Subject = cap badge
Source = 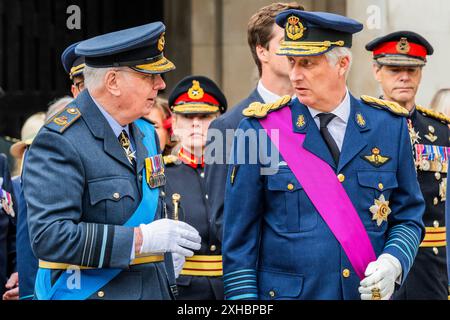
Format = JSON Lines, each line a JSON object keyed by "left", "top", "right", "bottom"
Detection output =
{"left": 188, "top": 80, "right": 205, "bottom": 100}
{"left": 286, "top": 15, "right": 306, "bottom": 41}
{"left": 158, "top": 32, "right": 165, "bottom": 52}
{"left": 396, "top": 37, "right": 410, "bottom": 54}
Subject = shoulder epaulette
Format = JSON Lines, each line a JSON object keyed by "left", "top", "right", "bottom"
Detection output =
{"left": 45, "top": 106, "right": 81, "bottom": 133}
{"left": 361, "top": 95, "right": 409, "bottom": 117}
{"left": 242, "top": 95, "right": 291, "bottom": 119}
{"left": 163, "top": 155, "right": 179, "bottom": 166}
{"left": 416, "top": 105, "right": 450, "bottom": 124}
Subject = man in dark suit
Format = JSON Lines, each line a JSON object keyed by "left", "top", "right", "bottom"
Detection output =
{"left": 205, "top": 2, "right": 303, "bottom": 242}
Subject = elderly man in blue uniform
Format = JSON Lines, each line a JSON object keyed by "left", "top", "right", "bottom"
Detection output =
{"left": 23, "top": 22, "right": 201, "bottom": 300}
{"left": 366, "top": 31, "right": 450, "bottom": 300}
{"left": 164, "top": 76, "right": 227, "bottom": 299}
{"left": 222, "top": 10, "right": 425, "bottom": 300}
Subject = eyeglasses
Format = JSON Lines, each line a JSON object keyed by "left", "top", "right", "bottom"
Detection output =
{"left": 115, "top": 68, "right": 158, "bottom": 82}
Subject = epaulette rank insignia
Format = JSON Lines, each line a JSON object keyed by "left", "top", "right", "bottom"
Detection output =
{"left": 416, "top": 105, "right": 450, "bottom": 125}
{"left": 361, "top": 95, "right": 409, "bottom": 117}
{"left": 163, "top": 155, "right": 179, "bottom": 166}
{"left": 45, "top": 107, "right": 81, "bottom": 133}
{"left": 242, "top": 95, "right": 291, "bottom": 119}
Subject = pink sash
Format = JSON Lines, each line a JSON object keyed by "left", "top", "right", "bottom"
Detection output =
{"left": 259, "top": 106, "right": 376, "bottom": 279}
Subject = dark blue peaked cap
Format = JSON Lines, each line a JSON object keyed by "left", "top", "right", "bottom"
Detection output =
{"left": 61, "top": 41, "right": 85, "bottom": 79}
{"left": 75, "top": 21, "right": 175, "bottom": 74}
{"left": 275, "top": 10, "right": 363, "bottom": 56}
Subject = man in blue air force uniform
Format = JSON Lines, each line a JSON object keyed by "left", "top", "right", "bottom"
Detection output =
{"left": 23, "top": 22, "right": 201, "bottom": 300}
{"left": 222, "top": 10, "right": 425, "bottom": 300}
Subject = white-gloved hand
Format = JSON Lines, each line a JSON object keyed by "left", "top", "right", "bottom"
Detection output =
{"left": 139, "top": 219, "right": 201, "bottom": 257}
{"left": 359, "top": 253, "right": 402, "bottom": 300}
{"left": 172, "top": 253, "right": 186, "bottom": 279}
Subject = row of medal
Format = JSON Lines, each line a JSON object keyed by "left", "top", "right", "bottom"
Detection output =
{"left": 414, "top": 144, "right": 449, "bottom": 173}
{"left": 145, "top": 154, "right": 166, "bottom": 189}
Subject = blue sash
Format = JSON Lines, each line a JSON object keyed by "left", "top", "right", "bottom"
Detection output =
{"left": 35, "top": 119, "right": 159, "bottom": 300}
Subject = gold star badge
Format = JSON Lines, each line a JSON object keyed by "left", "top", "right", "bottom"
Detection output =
{"left": 370, "top": 194, "right": 391, "bottom": 227}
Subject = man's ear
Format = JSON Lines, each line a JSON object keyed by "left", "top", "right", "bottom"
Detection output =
{"left": 338, "top": 56, "right": 350, "bottom": 77}
{"left": 256, "top": 45, "right": 269, "bottom": 64}
{"left": 70, "top": 85, "right": 79, "bottom": 98}
{"left": 104, "top": 70, "right": 121, "bottom": 97}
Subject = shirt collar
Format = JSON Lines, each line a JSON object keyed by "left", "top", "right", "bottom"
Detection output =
{"left": 307, "top": 88, "right": 351, "bottom": 124}
{"left": 92, "top": 97, "right": 130, "bottom": 138}
{"left": 257, "top": 80, "right": 281, "bottom": 104}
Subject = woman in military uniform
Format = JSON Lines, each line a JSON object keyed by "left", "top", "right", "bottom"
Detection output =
{"left": 164, "top": 76, "right": 227, "bottom": 300}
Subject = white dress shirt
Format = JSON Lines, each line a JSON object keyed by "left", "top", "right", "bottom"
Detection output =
{"left": 257, "top": 80, "right": 281, "bottom": 104}
{"left": 307, "top": 89, "right": 351, "bottom": 151}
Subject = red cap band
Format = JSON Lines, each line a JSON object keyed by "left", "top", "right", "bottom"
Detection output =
{"left": 373, "top": 41, "right": 427, "bottom": 59}
{"left": 174, "top": 92, "right": 220, "bottom": 106}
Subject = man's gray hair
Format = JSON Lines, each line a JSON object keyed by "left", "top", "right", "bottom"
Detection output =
{"left": 324, "top": 47, "right": 353, "bottom": 79}
{"left": 83, "top": 65, "right": 118, "bottom": 91}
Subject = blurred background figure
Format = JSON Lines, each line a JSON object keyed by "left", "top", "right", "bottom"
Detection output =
{"left": 10, "top": 96, "right": 71, "bottom": 300}
{"left": 164, "top": 75, "right": 227, "bottom": 300}
{"left": 430, "top": 88, "right": 450, "bottom": 118}
{"left": 61, "top": 42, "right": 85, "bottom": 98}
{"left": 45, "top": 96, "right": 74, "bottom": 122}
{"left": 10, "top": 112, "right": 45, "bottom": 300}
{"left": 144, "top": 97, "right": 176, "bottom": 155}
{"left": 0, "top": 152, "right": 17, "bottom": 300}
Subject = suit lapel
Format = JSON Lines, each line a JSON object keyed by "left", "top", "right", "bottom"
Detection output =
{"left": 79, "top": 90, "right": 134, "bottom": 171}
{"left": 337, "top": 95, "right": 369, "bottom": 173}
{"left": 292, "top": 100, "right": 337, "bottom": 170}
{"left": 131, "top": 122, "right": 147, "bottom": 175}
{"left": 103, "top": 123, "right": 134, "bottom": 170}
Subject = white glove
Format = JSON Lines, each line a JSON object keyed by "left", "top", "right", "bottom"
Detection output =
{"left": 139, "top": 219, "right": 201, "bottom": 257}
{"left": 172, "top": 253, "right": 186, "bottom": 279}
{"left": 359, "top": 254, "right": 402, "bottom": 300}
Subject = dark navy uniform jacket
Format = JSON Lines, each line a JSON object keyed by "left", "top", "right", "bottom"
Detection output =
{"left": 222, "top": 95, "right": 425, "bottom": 300}
{"left": 23, "top": 90, "right": 173, "bottom": 300}
{"left": 395, "top": 106, "right": 450, "bottom": 300}
{"left": 205, "top": 89, "right": 263, "bottom": 243}
{"left": 13, "top": 174, "right": 38, "bottom": 300}
{"left": 0, "top": 153, "right": 16, "bottom": 297}
{"left": 164, "top": 155, "right": 223, "bottom": 300}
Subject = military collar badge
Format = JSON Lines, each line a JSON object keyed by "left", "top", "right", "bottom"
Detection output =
{"left": 355, "top": 112, "right": 366, "bottom": 128}
{"left": 296, "top": 114, "right": 306, "bottom": 130}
